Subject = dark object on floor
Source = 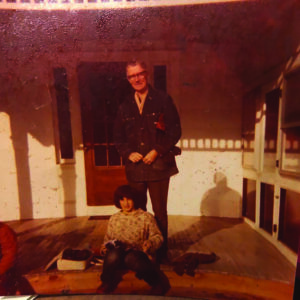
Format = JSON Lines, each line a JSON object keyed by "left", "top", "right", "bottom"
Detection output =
{"left": 62, "top": 248, "right": 92, "bottom": 261}
{"left": 173, "top": 252, "right": 217, "bottom": 277}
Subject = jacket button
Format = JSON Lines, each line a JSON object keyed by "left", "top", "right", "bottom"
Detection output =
{"left": 140, "top": 142, "right": 145, "bottom": 146}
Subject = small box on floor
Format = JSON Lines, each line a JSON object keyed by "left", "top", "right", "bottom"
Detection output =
{"left": 57, "top": 248, "right": 92, "bottom": 271}
{"left": 45, "top": 248, "right": 92, "bottom": 271}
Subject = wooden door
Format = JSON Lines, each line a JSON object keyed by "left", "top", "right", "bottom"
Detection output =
{"left": 77, "top": 62, "right": 131, "bottom": 206}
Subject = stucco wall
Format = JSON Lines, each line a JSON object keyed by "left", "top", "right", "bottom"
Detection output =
{"left": 0, "top": 45, "right": 243, "bottom": 221}
{"left": 0, "top": 112, "right": 19, "bottom": 219}
{"left": 167, "top": 45, "right": 243, "bottom": 217}
{"left": 0, "top": 13, "right": 245, "bottom": 221}
{"left": 0, "top": 62, "right": 65, "bottom": 221}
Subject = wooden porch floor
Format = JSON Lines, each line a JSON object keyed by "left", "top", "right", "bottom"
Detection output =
{"left": 6, "top": 216, "right": 296, "bottom": 299}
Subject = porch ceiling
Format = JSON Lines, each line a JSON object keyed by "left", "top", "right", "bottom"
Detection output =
{"left": 0, "top": 0, "right": 299, "bottom": 86}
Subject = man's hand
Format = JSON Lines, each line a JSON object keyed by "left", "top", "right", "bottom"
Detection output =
{"left": 143, "top": 149, "right": 158, "bottom": 165}
{"left": 99, "top": 244, "right": 107, "bottom": 256}
{"left": 128, "top": 152, "right": 143, "bottom": 163}
{"left": 142, "top": 240, "right": 151, "bottom": 253}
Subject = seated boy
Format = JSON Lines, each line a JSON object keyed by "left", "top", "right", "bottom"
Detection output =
{"left": 97, "top": 185, "right": 170, "bottom": 295}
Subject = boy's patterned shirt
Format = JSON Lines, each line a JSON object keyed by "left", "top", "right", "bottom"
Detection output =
{"left": 103, "top": 208, "right": 163, "bottom": 254}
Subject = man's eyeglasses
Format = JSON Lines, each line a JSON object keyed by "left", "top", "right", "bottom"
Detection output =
{"left": 127, "top": 71, "right": 147, "bottom": 81}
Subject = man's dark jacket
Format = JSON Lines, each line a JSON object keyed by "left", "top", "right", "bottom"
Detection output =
{"left": 114, "top": 85, "right": 181, "bottom": 182}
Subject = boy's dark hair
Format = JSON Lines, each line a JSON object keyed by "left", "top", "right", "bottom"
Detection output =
{"left": 113, "top": 185, "right": 140, "bottom": 209}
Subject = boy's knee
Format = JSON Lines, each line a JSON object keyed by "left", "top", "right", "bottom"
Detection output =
{"left": 125, "top": 250, "right": 151, "bottom": 271}
{"left": 105, "top": 249, "right": 123, "bottom": 265}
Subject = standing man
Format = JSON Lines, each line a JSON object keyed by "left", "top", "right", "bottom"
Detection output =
{"left": 114, "top": 60, "right": 181, "bottom": 263}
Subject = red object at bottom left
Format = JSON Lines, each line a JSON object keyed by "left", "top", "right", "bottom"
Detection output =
{"left": 0, "top": 222, "right": 18, "bottom": 295}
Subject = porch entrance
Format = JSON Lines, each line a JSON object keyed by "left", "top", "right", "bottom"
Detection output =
{"left": 77, "top": 62, "right": 131, "bottom": 206}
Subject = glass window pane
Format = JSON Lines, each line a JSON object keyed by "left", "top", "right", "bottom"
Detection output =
{"left": 264, "top": 89, "right": 280, "bottom": 170}
{"left": 154, "top": 65, "right": 167, "bottom": 92}
{"left": 242, "top": 178, "right": 256, "bottom": 222}
{"left": 282, "top": 68, "right": 300, "bottom": 128}
{"left": 93, "top": 121, "right": 107, "bottom": 143}
{"left": 107, "top": 121, "right": 115, "bottom": 143}
{"left": 281, "top": 126, "right": 300, "bottom": 174}
{"left": 54, "top": 68, "right": 74, "bottom": 160}
{"left": 108, "top": 145, "right": 121, "bottom": 166}
{"left": 279, "top": 189, "right": 300, "bottom": 252}
{"left": 94, "top": 145, "right": 107, "bottom": 166}
{"left": 260, "top": 183, "right": 274, "bottom": 234}
{"left": 242, "top": 88, "right": 260, "bottom": 168}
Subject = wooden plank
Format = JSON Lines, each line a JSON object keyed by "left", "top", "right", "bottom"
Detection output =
{"left": 24, "top": 270, "right": 294, "bottom": 300}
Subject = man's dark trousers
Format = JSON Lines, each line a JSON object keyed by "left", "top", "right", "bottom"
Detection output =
{"left": 129, "top": 178, "right": 170, "bottom": 259}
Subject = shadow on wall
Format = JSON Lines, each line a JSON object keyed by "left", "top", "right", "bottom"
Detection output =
{"left": 168, "top": 173, "right": 243, "bottom": 257}
{"left": 200, "top": 172, "right": 242, "bottom": 218}
{"left": 0, "top": 70, "right": 77, "bottom": 220}
{"left": 1, "top": 75, "right": 54, "bottom": 220}
{"left": 10, "top": 114, "right": 33, "bottom": 220}
{"left": 0, "top": 62, "right": 78, "bottom": 220}
{"left": 60, "top": 165, "right": 77, "bottom": 217}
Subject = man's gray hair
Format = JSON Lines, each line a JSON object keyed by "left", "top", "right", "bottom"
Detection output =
{"left": 126, "top": 60, "right": 148, "bottom": 71}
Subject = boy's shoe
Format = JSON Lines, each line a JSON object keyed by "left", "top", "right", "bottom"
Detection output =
{"left": 157, "top": 251, "right": 173, "bottom": 265}
{"left": 150, "top": 280, "right": 171, "bottom": 295}
{"left": 149, "top": 270, "right": 171, "bottom": 295}
{"left": 96, "top": 282, "right": 116, "bottom": 294}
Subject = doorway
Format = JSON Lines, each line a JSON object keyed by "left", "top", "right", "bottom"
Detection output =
{"left": 77, "top": 62, "right": 131, "bottom": 206}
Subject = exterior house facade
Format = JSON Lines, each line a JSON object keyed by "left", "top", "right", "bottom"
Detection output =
{"left": 0, "top": 0, "right": 299, "bottom": 266}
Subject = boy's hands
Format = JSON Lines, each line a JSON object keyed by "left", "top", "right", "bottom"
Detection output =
{"left": 142, "top": 240, "right": 151, "bottom": 253}
{"left": 99, "top": 244, "right": 107, "bottom": 256}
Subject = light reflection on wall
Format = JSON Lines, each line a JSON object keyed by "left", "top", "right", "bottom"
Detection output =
{"left": 264, "top": 139, "right": 276, "bottom": 151}
{"left": 178, "top": 138, "right": 241, "bottom": 151}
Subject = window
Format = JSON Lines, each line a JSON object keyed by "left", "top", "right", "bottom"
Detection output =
{"left": 154, "top": 65, "right": 167, "bottom": 92}
{"left": 279, "top": 188, "right": 300, "bottom": 253}
{"left": 263, "top": 88, "right": 280, "bottom": 170}
{"left": 53, "top": 68, "right": 74, "bottom": 160}
{"left": 280, "top": 68, "right": 300, "bottom": 176}
{"left": 260, "top": 183, "right": 274, "bottom": 234}
{"left": 282, "top": 68, "right": 300, "bottom": 128}
{"left": 242, "top": 178, "right": 256, "bottom": 222}
{"left": 242, "top": 88, "right": 260, "bottom": 168}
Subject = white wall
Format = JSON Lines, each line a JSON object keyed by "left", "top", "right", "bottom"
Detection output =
{"left": 0, "top": 62, "right": 65, "bottom": 221}
{"left": 169, "top": 151, "right": 242, "bottom": 217}
{"left": 0, "top": 39, "right": 245, "bottom": 220}
{"left": 0, "top": 112, "right": 20, "bottom": 220}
